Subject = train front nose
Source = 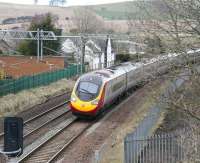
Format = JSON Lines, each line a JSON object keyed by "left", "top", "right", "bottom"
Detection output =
{"left": 70, "top": 96, "right": 99, "bottom": 115}
{"left": 70, "top": 76, "right": 103, "bottom": 116}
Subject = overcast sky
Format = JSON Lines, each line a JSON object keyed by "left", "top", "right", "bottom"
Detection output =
{"left": 0, "top": 0, "right": 131, "bottom": 6}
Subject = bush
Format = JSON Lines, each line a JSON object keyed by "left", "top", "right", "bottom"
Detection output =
{"left": 116, "top": 54, "right": 130, "bottom": 62}
{"left": 17, "top": 41, "right": 32, "bottom": 55}
{"left": 130, "top": 54, "right": 143, "bottom": 62}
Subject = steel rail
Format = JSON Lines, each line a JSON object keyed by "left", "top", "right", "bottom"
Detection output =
{"left": 0, "top": 101, "right": 69, "bottom": 138}
{"left": 17, "top": 117, "right": 77, "bottom": 163}
{"left": 47, "top": 123, "right": 93, "bottom": 163}
{"left": 23, "top": 108, "right": 71, "bottom": 139}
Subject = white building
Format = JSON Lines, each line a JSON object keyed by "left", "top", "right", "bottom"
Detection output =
{"left": 62, "top": 37, "right": 115, "bottom": 70}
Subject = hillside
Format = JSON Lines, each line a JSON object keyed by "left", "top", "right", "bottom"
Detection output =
{"left": 91, "top": 1, "right": 166, "bottom": 20}
{"left": 0, "top": 1, "right": 164, "bottom": 33}
{"left": 0, "top": 2, "right": 74, "bottom": 20}
{"left": 0, "top": 2, "right": 75, "bottom": 32}
{"left": 91, "top": 1, "right": 135, "bottom": 20}
{"left": 0, "top": 2, "right": 131, "bottom": 32}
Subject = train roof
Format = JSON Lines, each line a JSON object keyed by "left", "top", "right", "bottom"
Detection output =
{"left": 80, "top": 62, "right": 137, "bottom": 83}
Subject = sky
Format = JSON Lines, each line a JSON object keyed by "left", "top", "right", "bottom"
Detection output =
{"left": 0, "top": 0, "right": 131, "bottom": 6}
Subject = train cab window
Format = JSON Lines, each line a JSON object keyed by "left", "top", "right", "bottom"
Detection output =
{"left": 76, "top": 81, "right": 101, "bottom": 101}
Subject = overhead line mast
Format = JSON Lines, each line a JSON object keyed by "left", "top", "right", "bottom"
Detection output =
{"left": 0, "top": 29, "right": 56, "bottom": 61}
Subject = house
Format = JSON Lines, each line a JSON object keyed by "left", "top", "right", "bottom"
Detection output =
{"left": 61, "top": 37, "right": 115, "bottom": 70}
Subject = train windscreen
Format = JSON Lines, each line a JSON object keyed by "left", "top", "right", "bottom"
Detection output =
{"left": 76, "top": 81, "right": 101, "bottom": 101}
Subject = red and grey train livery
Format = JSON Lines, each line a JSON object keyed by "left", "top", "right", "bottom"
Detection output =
{"left": 70, "top": 62, "right": 140, "bottom": 117}
{"left": 70, "top": 50, "right": 200, "bottom": 117}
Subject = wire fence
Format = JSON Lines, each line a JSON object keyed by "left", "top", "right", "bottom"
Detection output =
{"left": 0, "top": 64, "right": 82, "bottom": 97}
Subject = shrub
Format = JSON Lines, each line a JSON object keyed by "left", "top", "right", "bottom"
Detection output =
{"left": 116, "top": 54, "right": 130, "bottom": 62}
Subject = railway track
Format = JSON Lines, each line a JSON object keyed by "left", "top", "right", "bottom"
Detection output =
{"left": 16, "top": 118, "right": 93, "bottom": 163}
{"left": 0, "top": 101, "right": 70, "bottom": 146}
{"left": 0, "top": 97, "right": 94, "bottom": 163}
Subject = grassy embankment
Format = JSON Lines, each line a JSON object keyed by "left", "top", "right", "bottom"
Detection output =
{"left": 0, "top": 79, "right": 75, "bottom": 117}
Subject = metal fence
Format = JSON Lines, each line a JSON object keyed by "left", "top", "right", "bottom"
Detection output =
{"left": 124, "top": 73, "right": 199, "bottom": 163}
{"left": 125, "top": 132, "right": 179, "bottom": 163}
{"left": 0, "top": 64, "right": 82, "bottom": 97}
{"left": 124, "top": 129, "right": 200, "bottom": 163}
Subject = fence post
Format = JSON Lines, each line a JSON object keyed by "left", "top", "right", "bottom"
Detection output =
{"left": 124, "top": 139, "right": 127, "bottom": 163}
{"left": 94, "top": 150, "right": 99, "bottom": 163}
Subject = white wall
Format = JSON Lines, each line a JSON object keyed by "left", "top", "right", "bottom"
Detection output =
{"left": 85, "top": 37, "right": 115, "bottom": 70}
{"left": 62, "top": 37, "right": 115, "bottom": 70}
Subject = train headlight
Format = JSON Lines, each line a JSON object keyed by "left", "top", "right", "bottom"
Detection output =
{"left": 91, "top": 99, "right": 99, "bottom": 105}
{"left": 70, "top": 96, "right": 77, "bottom": 102}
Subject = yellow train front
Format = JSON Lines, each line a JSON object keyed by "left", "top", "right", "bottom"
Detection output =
{"left": 70, "top": 74, "right": 106, "bottom": 117}
{"left": 70, "top": 62, "right": 145, "bottom": 118}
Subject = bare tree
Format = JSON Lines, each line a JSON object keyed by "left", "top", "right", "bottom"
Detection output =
{"left": 128, "top": 0, "right": 200, "bottom": 52}
{"left": 127, "top": 1, "right": 200, "bottom": 162}
{"left": 72, "top": 7, "right": 105, "bottom": 34}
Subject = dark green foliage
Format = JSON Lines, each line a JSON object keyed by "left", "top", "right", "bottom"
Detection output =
{"left": 17, "top": 13, "right": 61, "bottom": 56}
{"left": 130, "top": 54, "right": 143, "bottom": 62}
{"left": 116, "top": 54, "right": 130, "bottom": 62}
{"left": 17, "top": 41, "right": 32, "bottom": 55}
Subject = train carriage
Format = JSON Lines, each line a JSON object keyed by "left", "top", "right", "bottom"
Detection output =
{"left": 70, "top": 62, "right": 137, "bottom": 117}
{"left": 70, "top": 49, "right": 200, "bottom": 118}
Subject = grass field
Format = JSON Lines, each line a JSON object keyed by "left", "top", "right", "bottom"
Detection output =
{"left": 92, "top": 0, "right": 167, "bottom": 20}
{"left": 91, "top": 1, "right": 134, "bottom": 20}
{"left": 0, "top": 78, "right": 75, "bottom": 117}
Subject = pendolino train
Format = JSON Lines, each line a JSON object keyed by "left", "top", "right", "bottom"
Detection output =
{"left": 70, "top": 62, "right": 148, "bottom": 117}
{"left": 70, "top": 51, "right": 200, "bottom": 117}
